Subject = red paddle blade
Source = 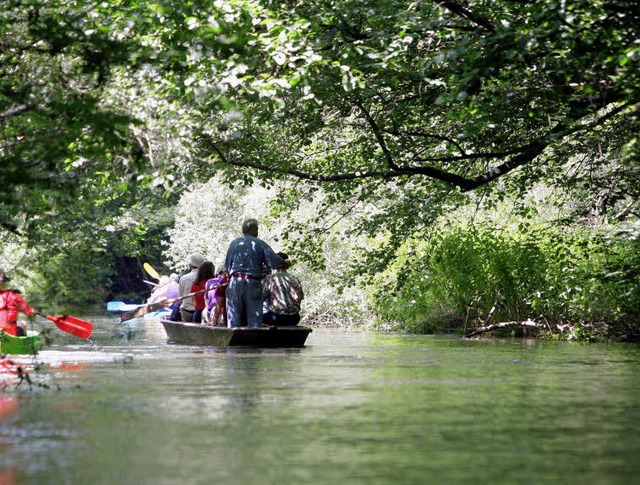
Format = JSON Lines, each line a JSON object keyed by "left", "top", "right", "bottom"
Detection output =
{"left": 47, "top": 314, "right": 93, "bottom": 339}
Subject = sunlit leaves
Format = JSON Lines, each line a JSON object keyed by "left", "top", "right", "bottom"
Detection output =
{"left": 1, "top": 0, "right": 638, "bottom": 315}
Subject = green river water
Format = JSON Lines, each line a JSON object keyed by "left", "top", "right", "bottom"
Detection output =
{"left": 1, "top": 313, "right": 640, "bottom": 484}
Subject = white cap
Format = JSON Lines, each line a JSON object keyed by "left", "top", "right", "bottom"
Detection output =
{"left": 188, "top": 253, "right": 205, "bottom": 268}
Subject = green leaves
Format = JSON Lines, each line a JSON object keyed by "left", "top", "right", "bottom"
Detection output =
{"left": 373, "top": 221, "right": 640, "bottom": 334}
{"left": 1, "top": 0, "right": 638, "bottom": 327}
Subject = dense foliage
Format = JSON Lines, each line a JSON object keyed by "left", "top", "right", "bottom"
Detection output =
{"left": 189, "top": 0, "right": 639, "bottom": 272}
{"left": 1, "top": 0, "right": 182, "bottom": 303}
{"left": 1, "top": 0, "right": 638, "bottom": 336}
{"left": 374, "top": 221, "right": 640, "bottom": 339}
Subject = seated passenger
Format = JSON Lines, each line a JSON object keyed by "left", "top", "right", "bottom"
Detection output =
{"left": 261, "top": 252, "right": 304, "bottom": 326}
{"left": 0, "top": 268, "right": 35, "bottom": 337}
{"left": 170, "top": 253, "right": 205, "bottom": 322}
{"left": 212, "top": 272, "right": 229, "bottom": 326}
{"left": 147, "top": 275, "right": 171, "bottom": 305}
{"left": 191, "top": 261, "right": 215, "bottom": 324}
{"left": 166, "top": 273, "right": 180, "bottom": 300}
{"left": 205, "top": 269, "right": 229, "bottom": 326}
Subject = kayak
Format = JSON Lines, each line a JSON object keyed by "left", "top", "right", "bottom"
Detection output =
{"left": 160, "top": 319, "right": 312, "bottom": 348}
{"left": 107, "top": 301, "right": 143, "bottom": 313}
{"left": 142, "top": 309, "right": 171, "bottom": 320}
{"left": 107, "top": 301, "right": 170, "bottom": 320}
{"left": 0, "top": 331, "right": 42, "bottom": 355}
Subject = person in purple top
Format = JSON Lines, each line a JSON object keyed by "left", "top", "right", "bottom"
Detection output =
{"left": 166, "top": 273, "right": 180, "bottom": 300}
{"left": 224, "top": 218, "right": 288, "bottom": 328}
{"left": 204, "top": 267, "right": 228, "bottom": 325}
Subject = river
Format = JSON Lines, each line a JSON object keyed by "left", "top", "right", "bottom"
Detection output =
{"left": 1, "top": 313, "right": 640, "bottom": 484}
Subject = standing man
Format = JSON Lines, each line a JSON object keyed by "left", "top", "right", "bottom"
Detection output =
{"left": 174, "top": 253, "right": 205, "bottom": 322}
{"left": 0, "top": 268, "right": 36, "bottom": 337}
{"left": 225, "top": 219, "right": 287, "bottom": 328}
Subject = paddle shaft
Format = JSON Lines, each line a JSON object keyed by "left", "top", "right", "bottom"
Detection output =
{"left": 120, "top": 286, "right": 217, "bottom": 322}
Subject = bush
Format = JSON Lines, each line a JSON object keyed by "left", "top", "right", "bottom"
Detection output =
{"left": 372, "top": 223, "right": 640, "bottom": 336}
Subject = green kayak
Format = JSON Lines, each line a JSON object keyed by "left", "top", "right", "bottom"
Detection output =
{"left": 0, "top": 331, "right": 42, "bottom": 355}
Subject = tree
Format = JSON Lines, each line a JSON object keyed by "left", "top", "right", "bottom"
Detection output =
{"left": 199, "top": 0, "right": 638, "bottom": 182}
{"left": 184, "top": 0, "right": 638, "bottom": 266}
{"left": 5, "top": 1, "right": 637, "bottom": 248}
{"left": 1, "top": 0, "right": 144, "bottom": 230}
{"left": 1, "top": 0, "right": 638, "bottom": 311}
{"left": 0, "top": 0, "right": 191, "bottom": 301}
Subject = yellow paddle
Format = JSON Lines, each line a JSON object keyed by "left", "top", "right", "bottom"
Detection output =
{"left": 143, "top": 262, "right": 161, "bottom": 280}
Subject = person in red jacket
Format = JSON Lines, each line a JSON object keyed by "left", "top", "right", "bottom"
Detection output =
{"left": 191, "top": 261, "right": 215, "bottom": 324}
{"left": 0, "top": 268, "right": 35, "bottom": 337}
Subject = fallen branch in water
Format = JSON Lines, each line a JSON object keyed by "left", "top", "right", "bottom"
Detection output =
{"left": 463, "top": 319, "right": 543, "bottom": 339}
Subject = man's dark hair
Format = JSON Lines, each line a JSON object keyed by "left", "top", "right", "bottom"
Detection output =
{"left": 242, "top": 218, "right": 259, "bottom": 235}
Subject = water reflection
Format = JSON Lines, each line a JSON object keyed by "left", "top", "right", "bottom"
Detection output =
{"left": 1, "top": 316, "right": 640, "bottom": 483}
{"left": 0, "top": 391, "right": 20, "bottom": 484}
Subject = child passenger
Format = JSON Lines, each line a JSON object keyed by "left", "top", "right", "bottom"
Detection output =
{"left": 204, "top": 268, "right": 229, "bottom": 326}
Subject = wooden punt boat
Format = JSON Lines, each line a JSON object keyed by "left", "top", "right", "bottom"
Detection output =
{"left": 159, "top": 319, "right": 312, "bottom": 348}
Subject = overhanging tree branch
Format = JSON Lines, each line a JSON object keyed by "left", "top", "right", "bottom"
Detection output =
{"left": 355, "top": 100, "right": 399, "bottom": 171}
{"left": 432, "top": 0, "right": 496, "bottom": 33}
{"left": 201, "top": 101, "right": 636, "bottom": 192}
{"left": 0, "top": 104, "right": 31, "bottom": 122}
{"left": 383, "top": 128, "right": 467, "bottom": 156}
{"left": 200, "top": 135, "right": 393, "bottom": 181}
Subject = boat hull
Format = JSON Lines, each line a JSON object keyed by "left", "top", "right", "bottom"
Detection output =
{"left": 160, "top": 319, "right": 312, "bottom": 348}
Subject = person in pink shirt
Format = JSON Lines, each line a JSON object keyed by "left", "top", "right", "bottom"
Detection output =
{"left": 147, "top": 274, "right": 180, "bottom": 305}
